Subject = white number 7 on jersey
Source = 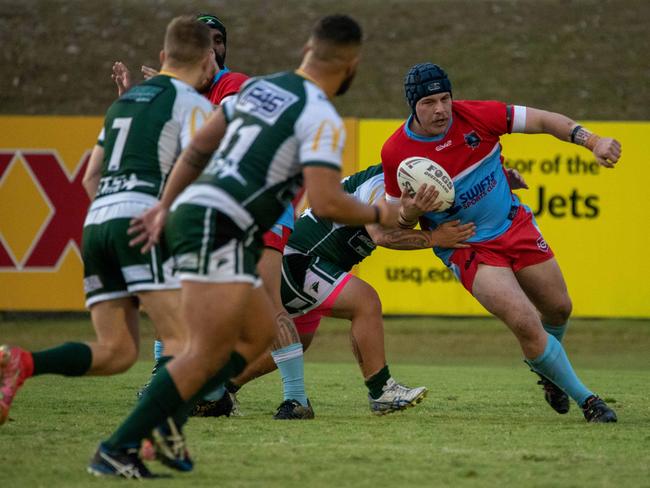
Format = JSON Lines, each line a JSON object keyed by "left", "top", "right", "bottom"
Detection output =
{"left": 107, "top": 117, "right": 133, "bottom": 171}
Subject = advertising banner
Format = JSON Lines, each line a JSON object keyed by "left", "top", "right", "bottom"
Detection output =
{"left": 356, "top": 120, "right": 649, "bottom": 317}
{"left": 0, "top": 117, "right": 358, "bottom": 311}
{"left": 1, "top": 117, "right": 647, "bottom": 316}
{"left": 0, "top": 116, "right": 102, "bottom": 310}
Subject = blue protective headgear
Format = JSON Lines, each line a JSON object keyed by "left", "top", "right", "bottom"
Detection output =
{"left": 404, "top": 63, "right": 452, "bottom": 114}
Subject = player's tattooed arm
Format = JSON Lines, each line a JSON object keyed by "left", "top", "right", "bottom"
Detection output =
{"left": 367, "top": 219, "right": 476, "bottom": 250}
{"left": 366, "top": 224, "right": 434, "bottom": 250}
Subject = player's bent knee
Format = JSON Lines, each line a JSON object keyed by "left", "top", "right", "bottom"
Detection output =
{"left": 555, "top": 298, "right": 573, "bottom": 324}
{"left": 102, "top": 343, "right": 138, "bottom": 374}
{"left": 542, "top": 297, "right": 573, "bottom": 326}
{"left": 355, "top": 286, "right": 383, "bottom": 317}
{"left": 504, "top": 310, "right": 544, "bottom": 342}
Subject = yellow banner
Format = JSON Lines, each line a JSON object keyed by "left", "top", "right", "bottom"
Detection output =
{"left": 356, "top": 120, "right": 650, "bottom": 318}
{"left": 0, "top": 116, "right": 103, "bottom": 310}
{"left": 0, "top": 117, "right": 358, "bottom": 311}
{"left": 1, "top": 116, "right": 648, "bottom": 316}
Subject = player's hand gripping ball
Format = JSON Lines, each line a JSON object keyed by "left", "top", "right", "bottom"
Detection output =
{"left": 397, "top": 156, "right": 455, "bottom": 211}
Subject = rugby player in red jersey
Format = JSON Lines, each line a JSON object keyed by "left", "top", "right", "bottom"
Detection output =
{"left": 381, "top": 63, "right": 621, "bottom": 423}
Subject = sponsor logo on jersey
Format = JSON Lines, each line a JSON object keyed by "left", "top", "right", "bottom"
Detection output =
{"left": 83, "top": 275, "right": 103, "bottom": 293}
{"left": 96, "top": 173, "right": 155, "bottom": 197}
{"left": 347, "top": 232, "right": 376, "bottom": 257}
{"left": 464, "top": 131, "right": 481, "bottom": 149}
{"left": 122, "top": 265, "right": 154, "bottom": 284}
{"left": 458, "top": 171, "right": 498, "bottom": 208}
{"left": 119, "top": 85, "right": 164, "bottom": 103}
{"left": 536, "top": 235, "right": 549, "bottom": 252}
{"left": 435, "top": 140, "right": 452, "bottom": 151}
{"left": 311, "top": 119, "right": 343, "bottom": 152}
{"left": 237, "top": 80, "right": 299, "bottom": 124}
{"left": 175, "top": 252, "right": 199, "bottom": 271}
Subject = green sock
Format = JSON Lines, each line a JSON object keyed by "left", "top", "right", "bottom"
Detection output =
{"left": 543, "top": 322, "right": 567, "bottom": 343}
{"left": 32, "top": 342, "right": 92, "bottom": 376}
{"left": 172, "top": 351, "right": 248, "bottom": 427}
{"left": 107, "top": 366, "right": 184, "bottom": 449}
{"left": 365, "top": 365, "right": 391, "bottom": 400}
{"left": 153, "top": 355, "right": 172, "bottom": 374}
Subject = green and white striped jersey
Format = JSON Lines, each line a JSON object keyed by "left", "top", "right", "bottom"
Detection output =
{"left": 86, "top": 74, "right": 212, "bottom": 224}
{"left": 173, "top": 71, "right": 345, "bottom": 233}
{"left": 286, "top": 164, "right": 385, "bottom": 271}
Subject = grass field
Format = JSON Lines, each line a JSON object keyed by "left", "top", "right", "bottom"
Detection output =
{"left": 0, "top": 316, "right": 649, "bottom": 487}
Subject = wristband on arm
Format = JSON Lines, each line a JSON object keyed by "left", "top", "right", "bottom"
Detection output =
{"left": 570, "top": 124, "right": 601, "bottom": 150}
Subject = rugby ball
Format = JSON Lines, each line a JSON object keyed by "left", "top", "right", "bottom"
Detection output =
{"left": 397, "top": 156, "right": 455, "bottom": 211}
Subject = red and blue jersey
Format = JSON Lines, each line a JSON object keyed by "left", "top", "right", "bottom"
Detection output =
{"left": 207, "top": 68, "right": 249, "bottom": 105}
{"left": 382, "top": 100, "right": 525, "bottom": 264}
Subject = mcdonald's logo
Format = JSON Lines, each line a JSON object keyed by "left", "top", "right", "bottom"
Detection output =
{"left": 311, "top": 119, "right": 343, "bottom": 152}
{"left": 0, "top": 150, "right": 90, "bottom": 270}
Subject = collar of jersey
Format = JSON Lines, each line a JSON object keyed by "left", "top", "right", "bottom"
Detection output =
{"left": 213, "top": 67, "right": 230, "bottom": 84}
{"left": 158, "top": 70, "right": 194, "bottom": 90}
{"left": 404, "top": 114, "right": 453, "bottom": 142}
{"left": 294, "top": 69, "right": 329, "bottom": 98}
{"left": 158, "top": 70, "right": 178, "bottom": 79}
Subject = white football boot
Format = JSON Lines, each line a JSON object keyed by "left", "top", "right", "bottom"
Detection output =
{"left": 369, "top": 378, "right": 427, "bottom": 415}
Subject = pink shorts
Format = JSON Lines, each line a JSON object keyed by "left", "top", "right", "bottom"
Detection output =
{"left": 292, "top": 274, "right": 353, "bottom": 335}
{"left": 448, "top": 206, "right": 554, "bottom": 292}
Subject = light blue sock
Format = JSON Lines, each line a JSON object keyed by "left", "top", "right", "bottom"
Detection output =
{"left": 203, "top": 384, "right": 226, "bottom": 402}
{"left": 153, "top": 340, "right": 164, "bottom": 361}
{"left": 526, "top": 333, "right": 593, "bottom": 406}
{"left": 271, "top": 343, "right": 307, "bottom": 406}
{"left": 543, "top": 322, "right": 567, "bottom": 343}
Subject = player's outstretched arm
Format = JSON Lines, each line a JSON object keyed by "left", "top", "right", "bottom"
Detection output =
{"left": 367, "top": 219, "right": 475, "bottom": 250}
{"left": 82, "top": 145, "right": 104, "bottom": 199}
{"left": 524, "top": 108, "right": 622, "bottom": 168}
{"left": 111, "top": 62, "right": 132, "bottom": 97}
{"left": 304, "top": 166, "right": 398, "bottom": 227}
{"left": 128, "top": 108, "right": 227, "bottom": 252}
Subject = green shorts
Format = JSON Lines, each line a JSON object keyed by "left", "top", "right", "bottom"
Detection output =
{"left": 166, "top": 203, "right": 262, "bottom": 285}
{"left": 82, "top": 218, "right": 178, "bottom": 308}
{"left": 280, "top": 253, "right": 350, "bottom": 316}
